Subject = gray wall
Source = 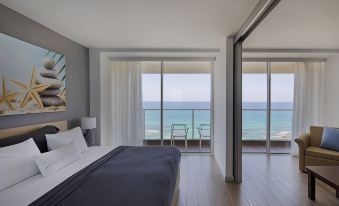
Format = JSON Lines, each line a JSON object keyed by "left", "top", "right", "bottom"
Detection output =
{"left": 89, "top": 49, "right": 102, "bottom": 145}
{"left": 0, "top": 4, "right": 89, "bottom": 129}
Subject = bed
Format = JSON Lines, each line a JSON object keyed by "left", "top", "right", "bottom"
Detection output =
{"left": 0, "top": 121, "right": 181, "bottom": 206}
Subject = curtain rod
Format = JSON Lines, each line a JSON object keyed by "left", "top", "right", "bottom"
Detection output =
{"left": 98, "top": 48, "right": 220, "bottom": 53}
{"left": 243, "top": 48, "right": 339, "bottom": 53}
{"left": 109, "top": 57, "right": 216, "bottom": 61}
{"left": 242, "top": 57, "right": 327, "bottom": 62}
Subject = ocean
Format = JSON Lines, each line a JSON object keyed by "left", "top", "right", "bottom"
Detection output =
{"left": 243, "top": 102, "right": 293, "bottom": 140}
{"left": 144, "top": 101, "right": 211, "bottom": 140}
{"left": 143, "top": 101, "right": 293, "bottom": 140}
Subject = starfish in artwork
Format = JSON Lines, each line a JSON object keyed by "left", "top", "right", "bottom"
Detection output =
{"left": 11, "top": 65, "right": 50, "bottom": 109}
{"left": 0, "top": 77, "right": 19, "bottom": 111}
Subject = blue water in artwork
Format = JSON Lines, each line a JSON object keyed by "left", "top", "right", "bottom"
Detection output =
{"left": 143, "top": 101, "right": 293, "bottom": 140}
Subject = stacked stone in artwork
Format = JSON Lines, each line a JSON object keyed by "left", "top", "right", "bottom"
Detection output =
{"left": 36, "top": 58, "right": 64, "bottom": 106}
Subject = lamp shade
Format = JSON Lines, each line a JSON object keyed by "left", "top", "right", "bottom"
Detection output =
{"left": 81, "top": 117, "right": 96, "bottom": 129}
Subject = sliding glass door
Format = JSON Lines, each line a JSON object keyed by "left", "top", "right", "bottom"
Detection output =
{"left": 242, "top": 61, "right": 295, "bottom": 154}
{"left": 242, "top": 62, "right": 268, "bottom": 153}
{"left": 270, "top": 62, "right": 295, "bottom": 153}
{"left": 142, "top": 61, "right": 212, "bottom": 153}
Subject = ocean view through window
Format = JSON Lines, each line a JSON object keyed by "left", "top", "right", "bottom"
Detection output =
{"left": 243, "top": 101, "right": 293, "bottom": 140}
{"left": 144, "top": 101, "right": 211, "bottom": 140}
{"left": 242, "top": 62, "right": 295, "bottom": 153}
{"left": 142, "top": 61, "right": 212, "bottom": 152}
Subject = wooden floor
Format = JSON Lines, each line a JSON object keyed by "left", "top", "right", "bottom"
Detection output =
{"left": 177, "top": 154, "right": 339, "bottom": 206}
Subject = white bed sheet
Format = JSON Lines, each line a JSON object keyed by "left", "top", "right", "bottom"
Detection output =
{"left": 0, "top": 146, "right": 114, "bottom": 206}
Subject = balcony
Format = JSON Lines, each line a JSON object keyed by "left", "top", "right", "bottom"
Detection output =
{"left": 143, "top": 109, "right": 211, "bottom": 153}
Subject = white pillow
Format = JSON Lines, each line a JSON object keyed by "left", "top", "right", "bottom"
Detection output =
{"left": 46, "top": 127, "right": 88, "bottom": 153}
{"left": 0, "top": 138, "right": 40, "bottom": 157}
{"left": 0, "top": 156, "right": 39, "bottom": 191}
{"left": 33, "top": 141, "right": 82, "bottom": 177}
{"left": 0, "top": 138, "right": 41, "bottom": 191}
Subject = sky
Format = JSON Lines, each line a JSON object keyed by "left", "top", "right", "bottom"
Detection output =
{"left": 142, "top": 74, "right": 211, "bottom": 102}
{"left": 242, "top": 74, "right": 294, "bottom": 102}
{"left": 142, "top": 73, "right": 294, "bottom": 103}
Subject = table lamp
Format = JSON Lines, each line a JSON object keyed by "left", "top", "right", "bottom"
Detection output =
{"left": 81, "top": 117, "right": 96, "bottom": 146}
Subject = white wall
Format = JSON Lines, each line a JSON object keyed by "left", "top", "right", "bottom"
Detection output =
{"left": 90, "top": 49, "right": 219, "bottom": 144}
{"left": 325, "top": 54, "right": 339, "bottom": 127}
{"left": 213, "top": 39, "right": 227, "bottom": 178}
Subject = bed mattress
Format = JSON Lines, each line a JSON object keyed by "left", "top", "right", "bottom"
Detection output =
{"left": 0, "top": 146, "right": 181, "bottom": 206}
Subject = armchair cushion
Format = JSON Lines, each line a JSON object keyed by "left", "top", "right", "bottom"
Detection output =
{"left": 309, "top": 126, "right": 324, "bottom": 147}
{"left": 305, "top": 146, "right": 339, "bottom": 161}
{"left": 320, "top": 127, "right": 339, "bottom": 151}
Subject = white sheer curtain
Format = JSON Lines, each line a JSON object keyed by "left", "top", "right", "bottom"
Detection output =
{"left": 109, "top": 61, "right": 144, "bottom": 147}
{"left": 291, "top": 62, "right": 325, "bottom": 155}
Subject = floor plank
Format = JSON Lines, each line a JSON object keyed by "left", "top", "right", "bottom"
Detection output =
{"left": 178, "top": 154, "right": 339, "bottom": 206}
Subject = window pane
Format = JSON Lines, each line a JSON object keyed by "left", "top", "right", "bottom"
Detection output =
{"left": 242, "top": 62, "right": 267, "bottom": 141}
{"left": 242, "top": 62, "right": 267, "bottom": 153}
{"left": 270, "top": 62, "right": 295, "bottom": 153}
{"left": 142, "top": 62, "right": 161, "bottom": 140}
{"left": 163, "top": 61, "right": 211, "bottom": 152}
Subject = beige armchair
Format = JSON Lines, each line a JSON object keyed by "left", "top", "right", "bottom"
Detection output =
{"left": 295, "top": 126, "right": 339, "bottom": 172}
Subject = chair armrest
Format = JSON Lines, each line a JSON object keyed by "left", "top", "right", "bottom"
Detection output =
{"left": 295, "top": 133, "right": 310, "bottom": 172}
{"left": 295, "top": 133, "right": 310, "bottom": 149}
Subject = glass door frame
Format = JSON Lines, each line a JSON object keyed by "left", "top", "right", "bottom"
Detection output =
{"left": 243, "top": 60, "right": 294, "bottom": 154}
{"left": 266, "top": 62, "right": 271, "bottom": 154}
{"left": 141, "top": 59, "right": 214, "bottom": 153}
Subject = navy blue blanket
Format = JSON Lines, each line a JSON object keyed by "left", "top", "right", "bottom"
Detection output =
{"left": 30, "top": 146, "right": 181, "bottom": 206}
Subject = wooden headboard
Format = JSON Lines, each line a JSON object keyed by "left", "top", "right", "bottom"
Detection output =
{"left": 0, "top": 121, "right": 68, "bottom": 139}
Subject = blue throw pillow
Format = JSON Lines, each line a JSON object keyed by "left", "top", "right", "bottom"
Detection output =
{"left": 320, "top": 127, "right": 339, "bottom": 152}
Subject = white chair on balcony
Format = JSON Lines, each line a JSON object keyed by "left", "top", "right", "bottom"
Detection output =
{"left": 170, "top": 124, "right": 189, "bottom": 152}
{"left": 197, "top": 124, "right": 211, "bottom": 152}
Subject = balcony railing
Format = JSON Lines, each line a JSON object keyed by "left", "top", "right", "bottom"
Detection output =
{"left": 242, "top": 108, "right": 293, "bottom": 141}
{"left": 143, "top": 109, "right": 211, "bottom": 140}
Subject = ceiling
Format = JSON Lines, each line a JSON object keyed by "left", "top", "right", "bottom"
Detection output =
{"left": 244, "top": 0, "right": 339, "bottom": 49}
{"left": 0, "top": 0, "right": 258, "bottom": 48}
